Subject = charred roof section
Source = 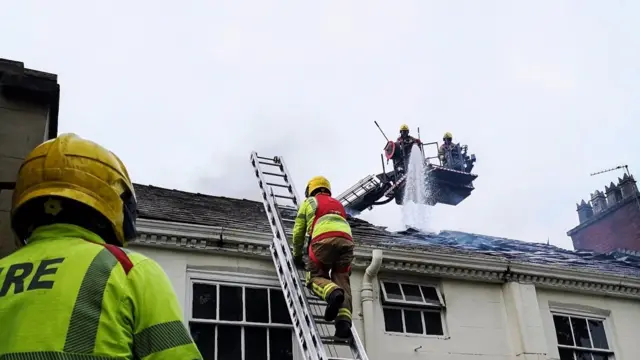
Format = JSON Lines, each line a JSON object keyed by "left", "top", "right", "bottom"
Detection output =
{"left": 134, "top": 184, "right": 640, "bottom": 278}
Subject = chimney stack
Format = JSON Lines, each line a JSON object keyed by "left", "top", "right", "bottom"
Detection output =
{"left": 605, "top": 182, "right": 622, "bottom": 208}
{"left": 618, "top": 173, "right": 638, "bottom": 199}
{"left": 591, "top": 190, "right": 607, "bottom": 213}
{"left": 576, "top": 199, "right": 594, "bottom": 224}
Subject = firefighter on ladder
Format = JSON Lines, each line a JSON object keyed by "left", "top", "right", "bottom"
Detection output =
{"left": 0, "top": 133, "right": 202, "bottom": 359}
{"left": 291, "top": 176, "right": 354, "bottom": 339}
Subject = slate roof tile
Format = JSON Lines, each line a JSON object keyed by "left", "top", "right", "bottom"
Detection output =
{"left": 133, "top": 184, "right": 640, "bottom": 278}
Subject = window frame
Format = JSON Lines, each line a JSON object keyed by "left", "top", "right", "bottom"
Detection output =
{"left": 186, "top": 269, "right": 295, "bottom": 360}
{"left": 379, "top": 279, "right": 446, "bottom": 308}
{"left": 378, "top": 278, "right": 448, "bottom": 338}
{"left": 550, "top": 309, "right": 615, "bottom": 360}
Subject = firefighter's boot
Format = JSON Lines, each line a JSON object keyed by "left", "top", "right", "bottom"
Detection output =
{"left": 324, "top": 289, "right": 345, "bottom": 321}
{"left": 334, "top": 319, "right": 352, "bottom": 339}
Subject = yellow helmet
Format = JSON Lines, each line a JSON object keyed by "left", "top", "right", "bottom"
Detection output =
{"left": 443, "top": 132, "right": 453, "bottom": 139}
{"left": 11, "top": 133, "right": 137, "bottom": 246}
{"left": 400, "top": 124, "right": 409, "bottom": 131}
{"left": 305, "top": 176, "right": 331, "bottom": 197}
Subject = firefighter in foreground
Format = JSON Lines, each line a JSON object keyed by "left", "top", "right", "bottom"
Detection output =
{"left": 291, "top": 176, "right": 354, "bottom": 339}
{"left": 0, "top": 133, "right": 202, "bottom": 359}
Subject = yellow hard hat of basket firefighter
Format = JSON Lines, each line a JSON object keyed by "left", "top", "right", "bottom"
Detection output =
{"left": 305, "top": 176, "right": 331, "bottom": 197}
{"left": 400, "top": 124, "right": 409, "bottom": 131}
{"left": 443, "top": 132, "right": 453, "bottom": 139}
{"left": 11, "top": 133, "right": 138, "bottom": 246}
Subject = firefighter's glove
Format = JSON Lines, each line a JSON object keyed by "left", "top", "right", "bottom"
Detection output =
{"left": 293, "top": 254, "right": 305, "bottom": 269}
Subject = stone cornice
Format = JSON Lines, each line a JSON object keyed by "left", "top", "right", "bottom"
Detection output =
{"left": 133, "top": 218, "right": 640, "bottom": 300}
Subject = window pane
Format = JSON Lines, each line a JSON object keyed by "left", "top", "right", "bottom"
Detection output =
{"left": 270, "top": 289, "right": 292, "bottom": 324}
{"left": 591, "top": 354, "right": 608, "bottom": 360}
{"left": 424, "top": 311, "right": 444, "bottom": 336}
{"left": 245, "top": 327, "right": 267, "bottom": 360}
{"left": 383, "top": 282, "right": 403, "bottom": 301}
{"left": 219, "top": 285, "right": 243, "bottom": 321}
{"left": 383, "top": 308, "right": 403, "bottom": 332}
{"left": 402, "top": 284, "right": 423, "bottom": 302}
{"left": 421, "top": 286, "right": 441, "bottom": 303}
{"left": 269, "top": 328, "right": 294, "bottom": 360}
{"left": 192, "top": 283, "right": 217, "bottom": 320}
{"left": 189, "top": 322, "right": 215, "bottom": 360}
{"left": 246, "top": 288, "right": 269, "bottom": 323}
{"left": 553, "top": 315, "right": 575, "bottom": 346}
{"left": 404, "top": 309, "right": 424, "bottom": 334}
{"left": 558, "top": 348, "right": 574, "bottom": 360}
{"left": 217, "top": 325, "right": 241, "bottom": 360}
{"left": 570, "top": 317, "right": 592, "bottom": 348}
{"left": 588, "top": 320, "right": 609, "bottom": 349}
{"left": 574, "top": 351, "right": 591, "bottom": 360}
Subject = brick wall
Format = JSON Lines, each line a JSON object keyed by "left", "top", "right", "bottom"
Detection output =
{"left": 569, "top": 198, "right": 640, "bottom": 253}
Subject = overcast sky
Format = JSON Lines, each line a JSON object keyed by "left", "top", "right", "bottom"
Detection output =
{"left": 2, "top": 1, "right": 637, "bottom": 249}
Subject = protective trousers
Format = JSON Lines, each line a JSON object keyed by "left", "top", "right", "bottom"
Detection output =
{"left": 305, "top": 236, "right": 355, "bottom": 324}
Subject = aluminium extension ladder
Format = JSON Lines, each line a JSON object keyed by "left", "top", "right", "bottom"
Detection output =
{"left": 250, "top": 151, "right": 370, "bottom": 360}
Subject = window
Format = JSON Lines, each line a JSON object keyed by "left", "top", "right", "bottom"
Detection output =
{"left": 188, "top": 276, "right": 294, "bottom": 360}
{"left": 380, "top": 280, "right": 445, "bottom": 336}
{"left": 552, "top": 313, "right": 614, "bottom": 360}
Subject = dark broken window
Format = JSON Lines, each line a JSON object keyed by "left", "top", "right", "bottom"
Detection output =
{"left": 192, "top": 283, "right": 217, "bottom": 320}
{"left": 552, "top": 314, "right": 612, "bottom": 360}
{"left": 189, "top": 282, "right": 293, "bottom": 360}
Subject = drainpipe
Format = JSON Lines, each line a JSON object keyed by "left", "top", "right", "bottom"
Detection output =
{"left": 360, "top": 249, "right": 383, "bottom": 352}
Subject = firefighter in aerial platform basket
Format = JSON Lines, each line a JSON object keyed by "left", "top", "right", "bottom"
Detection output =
{"left": 439, "top": 131, "right": 454, "bottom": 165}
{"left": 291, "top": 176, "right": 355, "bottom": 339}
{"left": 0, "top": 133, "right": 202, "bottom": 359}
{"left": 396, "top": 124, "right": 422, "bottom": 168}
{"left": 398, "top": 123, "right": 422, "bottom": 145}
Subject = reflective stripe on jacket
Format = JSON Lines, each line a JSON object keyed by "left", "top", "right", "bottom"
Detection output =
{"left": 291, "top": 193, "right": 352, "bottom": 257}
{"left": 0, "top": 223, "right": 202, "bottom": 360}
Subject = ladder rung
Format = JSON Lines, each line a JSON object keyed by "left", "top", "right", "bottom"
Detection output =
{"left": 321, "top": 336, "right": 352, "bottom": 346}
{"left": 313, "top": 316, "right": 333, "bottom": 325}
{"left": 259, "top": 160, "right": 280, "bottom": 167}
{"left": 307, "top": 298, "right": 326, "bottom": 307}
{"left": 305, "top": 293, "right": 325, "bottom": 305}
{"left": 328, "top": 358, "right": 355, "bottom": 360}
{"left": 274, "top": 194, "right": 295, "bottom": 200}
{"left": 257, "top": 155, "right": 277, "bottom": 161}
{"left": 267, "top": 181, "right": 289, "bottom": 188}
{"left": 264, "top": 171, "right": 285, "bottom": 177}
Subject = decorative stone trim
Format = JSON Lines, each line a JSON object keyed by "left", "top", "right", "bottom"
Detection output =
{"left": 132, "top": 218, "right": 640, "bottom": 300}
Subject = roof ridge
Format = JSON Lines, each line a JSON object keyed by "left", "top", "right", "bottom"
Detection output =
{"left": 133, "top": 183, "right": 259, "bottom": 204}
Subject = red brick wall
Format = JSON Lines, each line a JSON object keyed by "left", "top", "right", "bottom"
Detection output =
{"left": 570, "top": 200, "right": 640, "bottom": 252}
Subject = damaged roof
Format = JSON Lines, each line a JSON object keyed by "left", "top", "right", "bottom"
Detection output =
{"left": 133, "top": 184, "right": 640, "bottom": 278}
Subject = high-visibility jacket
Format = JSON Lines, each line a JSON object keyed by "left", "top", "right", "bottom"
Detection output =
{"left": 291, "top": 193, "right": 353, "bottom": 257}
{"left": 0, "top": 223, "right": 202, "bottom": 360}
